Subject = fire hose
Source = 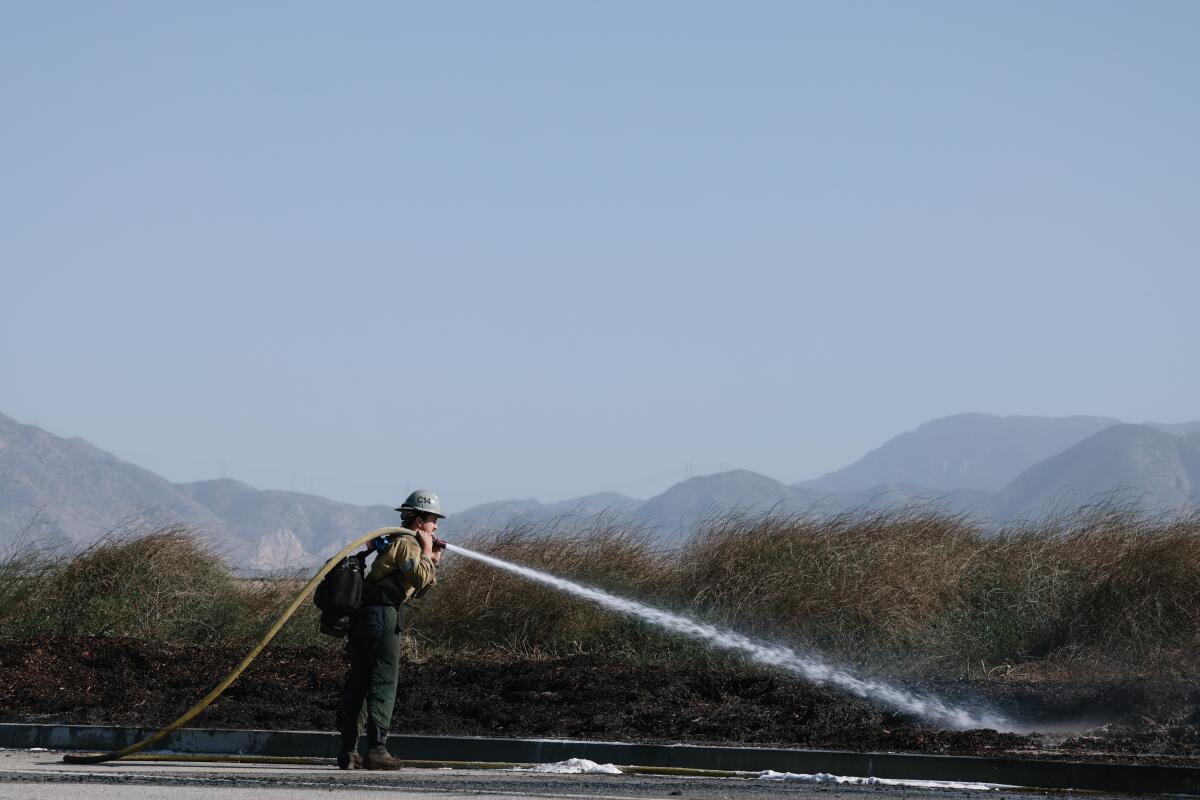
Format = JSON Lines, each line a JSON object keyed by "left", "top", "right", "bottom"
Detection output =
{"left": 61, "top": 526, "right": 407, "bottom": 765}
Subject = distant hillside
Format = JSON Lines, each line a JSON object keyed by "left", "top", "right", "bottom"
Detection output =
{"left": 818, "top": 483, "right": 994, "bottom": 517}
{"left": 176, "top": 479, "right": 397, "bottom": 568}
{"left": 800, "top": 413, "right": 1120, "bottom": 493}
{"left": 441, "top": 492, "right": 641, "bottom": 536}
{"left": 0, "top": 412, "right": 222, "bottom": 547}
{"left": 0, "top": 413, "right": 396, "bottom": 567}
{"left": 5, "top": 411, "right": 1200, "bottom": 563}
{"left": 991, "top": 424, "right": 1200, "bottom": 518}
{"left": 627, "top": 470, "right": 827, "bottom": 541}
{"left": 1151, "top": 421, "right": 1200, "bottom": 436}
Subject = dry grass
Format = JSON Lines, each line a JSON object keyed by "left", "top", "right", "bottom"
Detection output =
{"left": 667, "top": 509, "right": 981, "bottom": 664}
{"left": 0, "top": 518, "right": 328, "bottom": 645}
{"left": 428, "top": 503, "right": 1200, "bottom": 676}
{"left": 427, "top": 515, "right": 672, "bottom": 658}
{"left": 3, "top": 504, "right": 1199, "bottom": 677}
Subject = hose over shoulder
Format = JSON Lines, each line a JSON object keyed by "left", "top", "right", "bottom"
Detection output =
{"left": 62, "top": 527, "right": 409, "bottom": 764}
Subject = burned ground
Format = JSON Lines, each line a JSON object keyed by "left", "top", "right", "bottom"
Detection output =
{"left": 2, "top": 634, "right": 1198, "bottom": 766}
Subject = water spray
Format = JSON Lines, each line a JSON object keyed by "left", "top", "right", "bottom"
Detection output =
{"left": 447, "top": 543, "right": 1014, "bottom": 732}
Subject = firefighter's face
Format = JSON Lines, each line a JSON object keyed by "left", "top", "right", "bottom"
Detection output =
{"left": 413, "top": 513, "right": 444, "bottom": 564}
{"left": 413, "top": 513, "right": 439, "bottom": 534}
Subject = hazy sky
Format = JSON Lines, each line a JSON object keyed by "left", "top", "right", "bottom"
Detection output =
{"left": 2, "top": 1, "right": 1197, "bottom": 511}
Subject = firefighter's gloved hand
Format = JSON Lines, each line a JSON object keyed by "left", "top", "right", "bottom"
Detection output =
{"left": 416, "top": 529, "right": 433, "bottom": 553}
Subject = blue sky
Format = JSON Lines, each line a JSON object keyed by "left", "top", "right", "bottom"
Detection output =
{"left": 2, "top": 1, "right": 1197, "bottom": 510}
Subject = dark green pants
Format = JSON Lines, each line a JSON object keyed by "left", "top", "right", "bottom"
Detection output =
{"left": 337, "top": 604, "right": 405, "bottom": 751}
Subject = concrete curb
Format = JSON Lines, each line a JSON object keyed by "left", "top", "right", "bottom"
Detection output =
{"left": 2, "top": 723, "right": 1198, "bottom": 795}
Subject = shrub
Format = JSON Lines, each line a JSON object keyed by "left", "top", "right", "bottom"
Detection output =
{"left": 0, "top": 519, "right": 330, "bottom": 647}
{"left": 426, "top": 515, "right": 673, "bottom": 656}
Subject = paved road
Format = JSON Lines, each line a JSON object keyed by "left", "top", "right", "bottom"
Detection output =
{"left": 0, "top": 751, "right": 1134, "bottom": 799}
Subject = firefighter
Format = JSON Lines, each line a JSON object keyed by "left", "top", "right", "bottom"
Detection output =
{"left": 336, "top": 489, "right": 447, "bottom": 770}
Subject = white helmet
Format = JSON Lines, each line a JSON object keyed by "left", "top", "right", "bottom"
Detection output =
{"left": 396, "top": 489, "right": 445, "bottom": 519}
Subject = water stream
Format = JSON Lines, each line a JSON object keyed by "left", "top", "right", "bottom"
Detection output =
{"left": 446, "top": 543, "right": 1014, "bottom": 732}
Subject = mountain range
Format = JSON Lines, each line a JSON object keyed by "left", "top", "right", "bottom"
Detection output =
{"left": 2, "top": 411, "right": 1198, "bottom": 567}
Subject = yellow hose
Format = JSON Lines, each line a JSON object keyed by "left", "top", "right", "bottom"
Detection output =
{"left": 62, "top": 527, "right": 408, "bottom": 765}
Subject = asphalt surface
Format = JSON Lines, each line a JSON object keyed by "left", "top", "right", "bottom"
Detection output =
{"left": 0, "top": 751, "right": 1144, "bottom": 800}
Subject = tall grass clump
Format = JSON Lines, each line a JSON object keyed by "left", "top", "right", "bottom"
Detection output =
{"left": 426, "top": 515, "right": 675, "bottom": 657}
{"left": 0, "top": 520, "right": 328, "bottom": 646}
{"left": 930, "top": 505, "right": 1200, "bottom": 674}
{"left": 0, "top": 527, "right": 55, "bottom": 626}
{"left": 665, "top": 509, "right": 981, "bottom": 670}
